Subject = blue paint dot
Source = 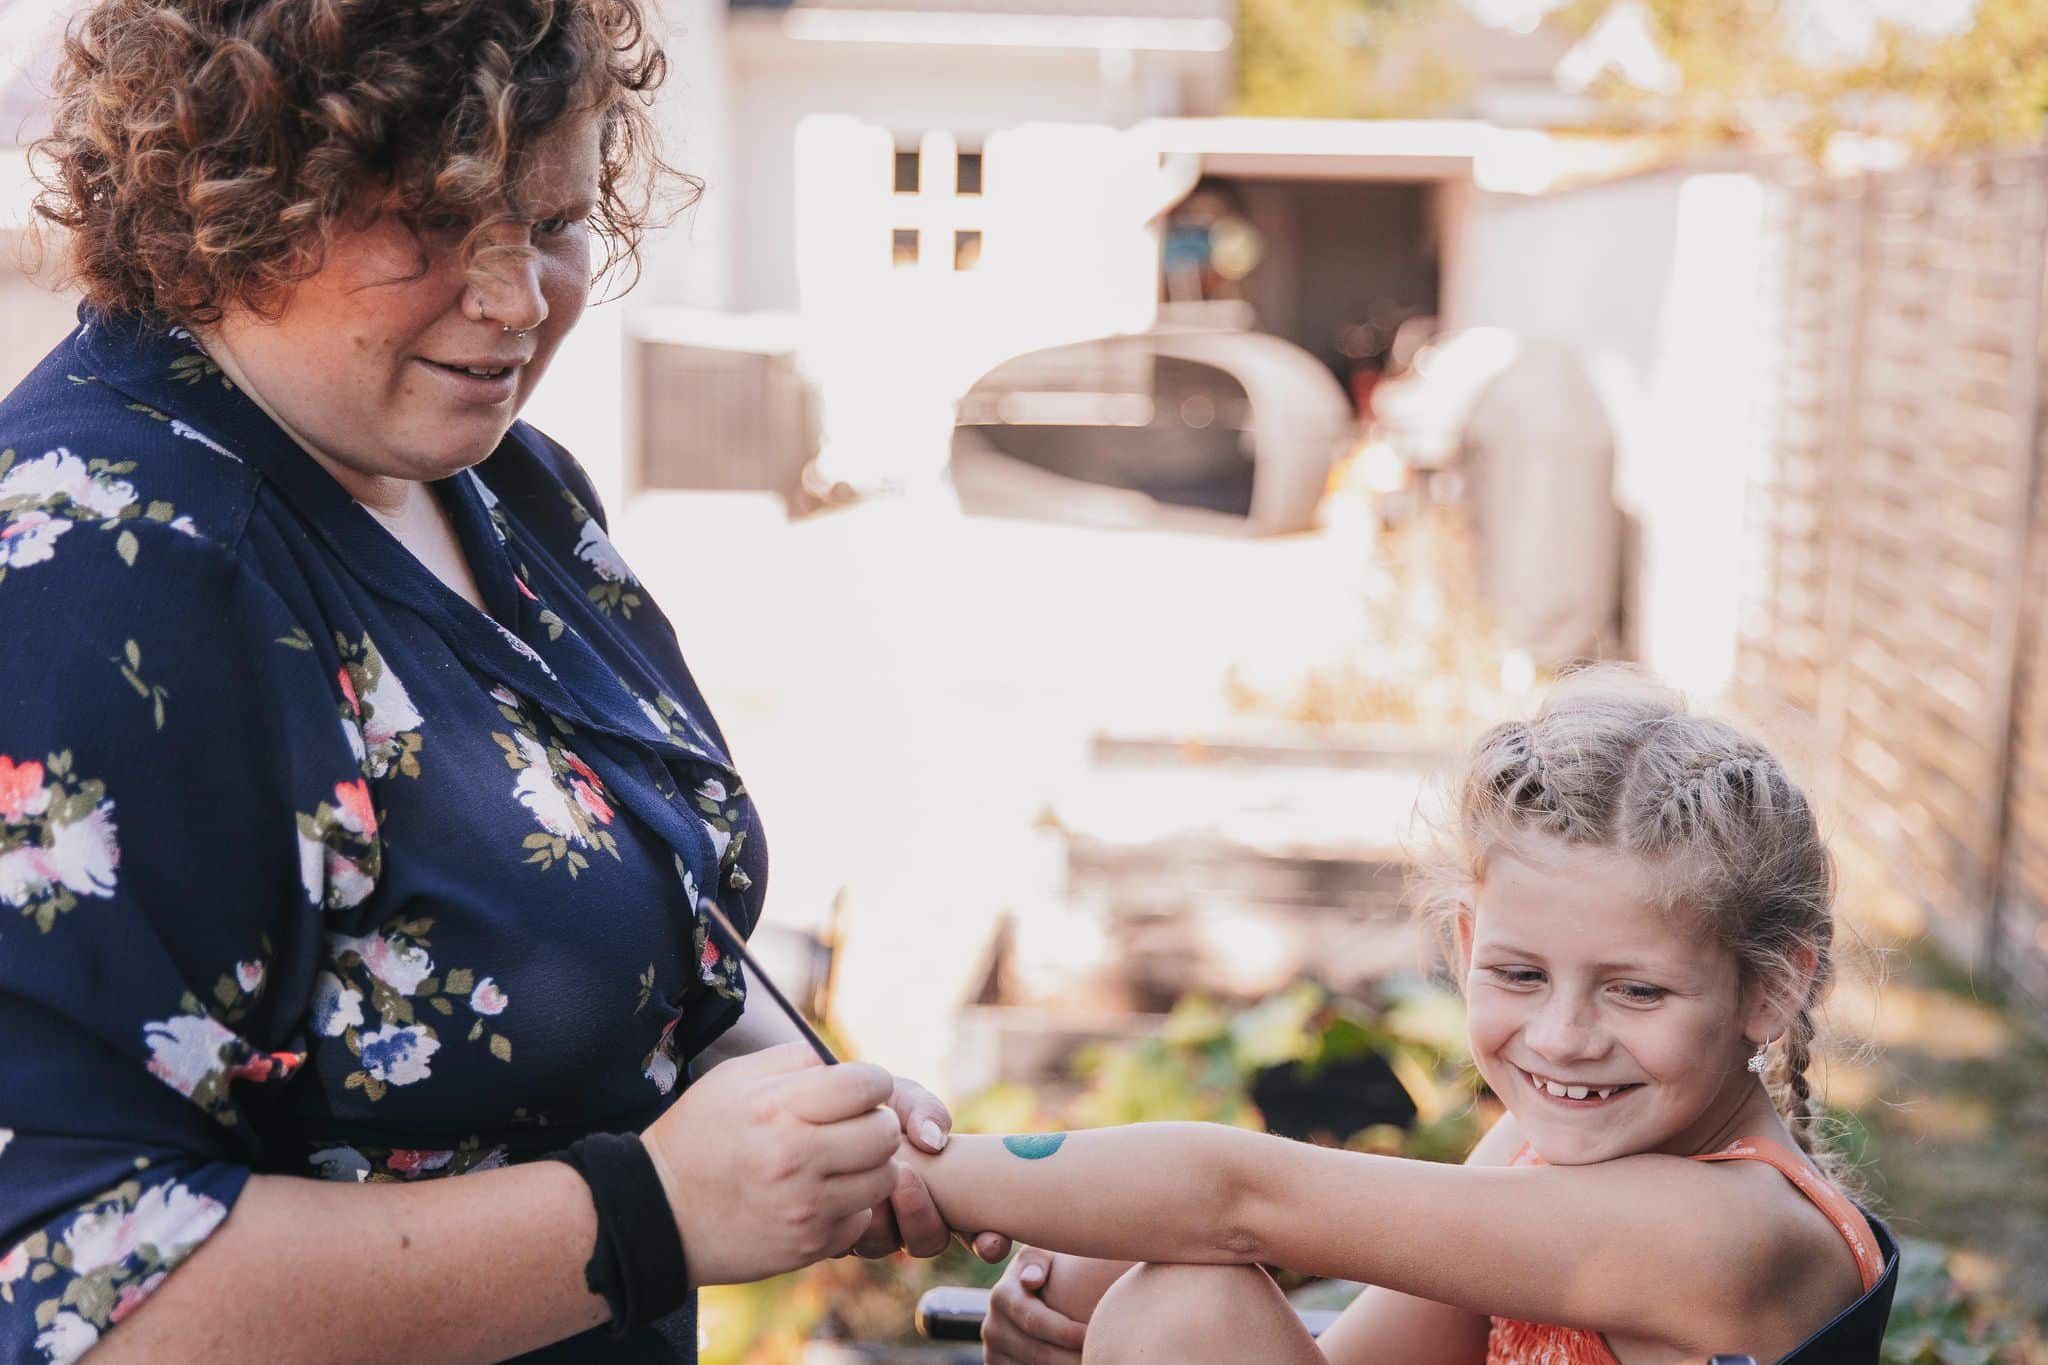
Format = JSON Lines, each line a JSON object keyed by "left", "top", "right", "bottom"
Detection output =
{"left": 1002, "top": 1133, "right": 1068, "bottom": 1160}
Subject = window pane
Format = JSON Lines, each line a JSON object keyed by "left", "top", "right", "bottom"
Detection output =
{"left": 894, "top": 150, "right": 920, "bottom": 195}
{"left": 956, "top": 151, "right": 983, "bottom": 196}
{"left": 893, "top": 229, "right": 920, "bottom": 267}
{"left": 954, "top": 230, "right": 982, "bottom": 271}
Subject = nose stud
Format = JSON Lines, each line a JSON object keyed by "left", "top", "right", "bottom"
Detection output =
{"left": 502, "top": 325, "right": 530, "bottom": 339}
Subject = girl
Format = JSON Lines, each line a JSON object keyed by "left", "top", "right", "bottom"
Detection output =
{"left": 906, "top": 673, "right": 1886, "bottom": 1364}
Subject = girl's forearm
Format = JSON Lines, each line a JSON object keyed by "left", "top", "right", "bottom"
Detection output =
{"left": 906, "top": 1125, "right": 1269, "bottom": 1265}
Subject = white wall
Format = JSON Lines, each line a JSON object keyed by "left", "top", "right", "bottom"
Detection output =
{"left": 1448, "top": 169, "right": 1770, "bottom": 698}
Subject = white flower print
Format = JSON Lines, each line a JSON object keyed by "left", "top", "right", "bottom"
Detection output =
{"left": 142, "top": 1013, "right": 237, "bottom": 1099}
{"left": 62, "top": 1181, "right": 226, "bottom": 1277}
{"left": 0, "top": 1127, "right": 11, "bottom": 1159}
{"left": 0, "top": 448, "right": 134, "bottom": 519}
{"left": 357, "top": 1024, "right": 439, "bottom": 1086}
{"left": 44, "top": 800, "right": 119, "bottom": 899}
{"left": 168, "top": 515, "right": 199, "bottom": 536}
{"left": 0, "top": 846, "right": 49, "bottom": 907}
{"left": 572, "top": 518, "right": 634, "bottom": 585}
{"left": 325, "top": 849, "right": 376, "bottom": 909}
{"left": 0, "top": 510, "right": 71, "bottom": 569}
{"left": 511, "top": 737, "right": 580, "bottom": 841}
{"left": 495, "top": 623, "right": 555, "bottom": 678}
{"left": 356, "top": 665, "right": 422, "bottom": 780}
{"left": 704, "top": 821, "right": 731, "bottom": 864}
{"left": 646, "top": 1047, "right": 679, "bottom": 1096}
{"left": 340, "top": 712, "right": 368, "bottom": 767}
{"left": 697, "top": 778, "right": 727, "bottom": 804}
{"left": 234, "top": 960, "right": 265, "bottom": 994}
{"left": 35, "top": 1309, "right": 99, "bottom": 1364}
{"left": 330, "top": 930, "right": 434, "bottom": 996}
{"left": 296, "top": 830, "right": 325, "bottom": 908}
{"left": 468, "top": 978, "right": 508, "bottom": 1015}
{"left": 636, "top": 696, "right": 669, "bottom": 736}
{"left": 311, "top": 971, "right": 364, "bottom": 1037}
{"left": 169, "top": 420, "right": 238, "bottom": 462}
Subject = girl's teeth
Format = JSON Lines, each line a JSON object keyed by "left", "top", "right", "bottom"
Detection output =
{"left": 1536, "top": 1075, "right": 1619, "bottom": 1101}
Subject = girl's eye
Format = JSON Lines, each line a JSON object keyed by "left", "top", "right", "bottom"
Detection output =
{"left": 1485, "top": 966, "right": 1544, "bottom": 988}
{"left": 1613, "top": 982, "right": 1666, "bottom": 1004}
{"left": 536, "top": 216, "right": 577, "bottom": 237}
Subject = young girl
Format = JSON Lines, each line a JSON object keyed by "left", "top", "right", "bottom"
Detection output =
{"left": 905, "top": 674, "right": 1886, "bottom": 1364}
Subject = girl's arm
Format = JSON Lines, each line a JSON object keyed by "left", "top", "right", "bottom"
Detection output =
{"left": 904, "top": 1122, "right": 1786, "bottom": 1348}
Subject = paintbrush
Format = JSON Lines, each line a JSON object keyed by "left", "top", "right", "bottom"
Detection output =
{"left": 698, "top": 897, "right": 840, "bottom": 1065}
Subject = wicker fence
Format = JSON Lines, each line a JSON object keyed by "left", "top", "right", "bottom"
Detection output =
{"left": 1736, "top": 151, "right": 2048, "bottom": 1010}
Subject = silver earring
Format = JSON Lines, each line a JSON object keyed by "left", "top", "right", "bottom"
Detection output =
{"left": 1746, "top": 1040, "right": 1769, "bottom": 1074}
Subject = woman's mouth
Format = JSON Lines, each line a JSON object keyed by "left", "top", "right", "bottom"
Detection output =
{"left": 1517, "top": 1066, "right": 1642, "bottom": 1107}
{"left": 418, "top": 358, "right": 521, "bottom": 404}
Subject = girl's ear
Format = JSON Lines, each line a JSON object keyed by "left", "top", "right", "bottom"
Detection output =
{"left": 1742, "top": 944, "right": 1818, "bottom": 1043}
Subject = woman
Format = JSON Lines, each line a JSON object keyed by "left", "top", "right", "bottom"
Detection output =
{"left": 0, "top": 2, "right": 990, "bottom": 1360}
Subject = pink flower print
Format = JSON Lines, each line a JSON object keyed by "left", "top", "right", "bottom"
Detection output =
{"left": 701, "top": 937, "right": 722, "bottom": 972}
{"left": 469, "top": 977, "right": 509, "bottom": 1015}
{"left": 0, "top": 509, "right": 71, "bottom": 569}
{"left": 385, "top": 1148, "right": 455, "bottom": 1178}
{"left": 109, "top": 1270, "right": 168, "bottom": 1325}
{"left": 227, "top": 1050, "right": 302, "bottom": 1085}
{"left": 0, "top": 1238, "right": 27, "bottom": 1290}
{"left": 697, "top": 778, "right": 727, "bottom": 804}
{"left": 336, "top": 666, "right": 361, "bottom": 717}
{"left": 514, "top": 576, "right": 538, "bottom": 601}
{"left": 333, "top": 779, "right": 377, "bottom": 838}
{"left": 562, "top": 750, "right": 600, "bottom": 787}
{"left": 235, "top": 960, "right": 265, "bottom": 994}
{"left": 571, "top": 779, "right": 614, "bottom": 826}
{"left": 0, "top": 755, "right": 50, "bottom": 822}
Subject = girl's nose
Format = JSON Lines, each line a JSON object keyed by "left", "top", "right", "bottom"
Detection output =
{"left": 1523, "top": 996, "right": 1607, "bottom": 1064}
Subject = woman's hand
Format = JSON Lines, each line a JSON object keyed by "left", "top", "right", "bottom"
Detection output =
{"left": 641, "top": 1041, "right": 902, "bottom": 1286}
{"left": 982, "top": 1249, "right": 1133, "bottom": 1365}
{"left": 848, "top": 1074, "right": 1012, "bottom": 1261}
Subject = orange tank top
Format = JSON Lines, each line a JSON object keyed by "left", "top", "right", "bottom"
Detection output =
{"left": 1484, "top": 1136, "right": 1884, "bottom": 1365}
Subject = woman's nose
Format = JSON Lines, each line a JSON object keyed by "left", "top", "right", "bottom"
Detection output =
{"left": 466, "top": 236, "right": 549, "bottom": 335}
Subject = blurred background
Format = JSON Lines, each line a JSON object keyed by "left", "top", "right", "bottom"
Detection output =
{"left": 6, "top": 0, "right": 2048, "bottom": 1359}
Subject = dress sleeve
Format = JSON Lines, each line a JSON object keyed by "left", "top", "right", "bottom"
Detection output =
{"left": 0, "top": 512, "right": 365, "bottom": 1364}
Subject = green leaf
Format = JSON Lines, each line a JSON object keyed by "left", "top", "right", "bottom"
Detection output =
{"left": 34, "top": 1297, "right": 57, "bottom": 1330}
{"left": 444, "top": 968, "right": 474, "bottom": 995}
{"left": 489, "top": 1033, "right": 513, "bottom": 1063}
{"left": 29, "top": 1263, "right": 54, "bottom": 1283}
{"left": 468, "top": 1019, "right": 483, "bottom": 1041}
{"left": 152, "top": 692, "right": 166, "bottom": 731}
{"left": 213, "top": 976, "right": 239, "bottom": 1008}
{"left": 521, "top": 832, "right": 553, "bottom": 850}
{"left": 123, "top": 639, "right": 141, "bottom": 671}
{"left": 120, "top": 665, "right": 149, "bottom": 698}
{"left": 145, "top": 501, "right": 175, "bottom": 522}
{"left": 428, "top": 995, "right": 454, "bottom": 1015}
{"left": 115, "top": 529, "right": 138, "bottom": 567}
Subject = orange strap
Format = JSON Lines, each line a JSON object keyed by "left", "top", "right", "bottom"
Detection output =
{"left": 1691, "top": 1137, "right": 1884, "bottom": 1292}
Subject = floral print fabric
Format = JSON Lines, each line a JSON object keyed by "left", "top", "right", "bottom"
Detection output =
{"left": 0, "top": 310, "right": 766, "bottom": 1362}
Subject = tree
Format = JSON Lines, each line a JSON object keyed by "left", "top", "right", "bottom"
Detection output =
{"left": 1233, "top": 0, "right": 1463, "bottom": 118}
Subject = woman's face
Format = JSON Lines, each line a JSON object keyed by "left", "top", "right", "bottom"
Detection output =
{"left": 203, "top": 113, "right": 602, "bottom": 498}
{"left": 1460, "top": 840, "right": 1768, "bottom": 1166}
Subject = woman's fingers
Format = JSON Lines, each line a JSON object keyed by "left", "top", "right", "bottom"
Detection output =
{"left": 823, "top": 1208, "right": 875, "bottom": 1258}
{"left": 781, "top": 1060, "right": 894, "bottom": 1124}
{"left": 818, "top": 1161, "right": 902, "bottom": 1218}
{"left": 888, "top": 1075, "right": 953, "bottom": 1153}
{"left": 886, "top": 1158, "right": 952, "bottom": 1258}
{"left": 815, "top": 1106, "right": 903, "bottom": 1175}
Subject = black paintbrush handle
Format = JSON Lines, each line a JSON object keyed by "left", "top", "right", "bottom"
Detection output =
{"left": 697, "top": 898, "right": 839, "bottom": 1065}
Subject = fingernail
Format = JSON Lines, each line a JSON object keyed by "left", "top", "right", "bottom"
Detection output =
{"left": 1022, "top": 1265, "right": 1044, "bottom": 1286}
{"left": 920, "top": 1119, "right": 947, "bottom": 1150}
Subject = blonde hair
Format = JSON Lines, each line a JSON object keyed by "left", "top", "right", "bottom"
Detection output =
{"left": 1416, "top": 668, "right": 1852, "bottom": 1186}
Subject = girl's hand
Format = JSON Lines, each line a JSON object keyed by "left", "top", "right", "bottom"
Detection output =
{"left": 641, "top": 1042, "right": 902, "bottom": 1286}
{"left": 984, "top": 1249, "right": 1134, "bottom": 1365}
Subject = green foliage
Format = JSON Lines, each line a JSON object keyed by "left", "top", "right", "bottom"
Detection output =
{"left": 1880, "top": 1237, "right": 2028, "bottom": 1365}
{"left": 1558, "top": 0, "right": 2048, "bottom": 154}
{"left": 1233, "top": 0, "right": 1463, "bottom": 119}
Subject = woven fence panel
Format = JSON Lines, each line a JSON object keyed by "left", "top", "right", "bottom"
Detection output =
{"left": 1742, "top": 154, "right": 2048, "bottom": 995}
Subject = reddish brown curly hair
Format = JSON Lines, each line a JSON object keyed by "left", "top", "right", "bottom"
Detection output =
{"left": 30, "top": 0, "right": 693, "bottom": 324}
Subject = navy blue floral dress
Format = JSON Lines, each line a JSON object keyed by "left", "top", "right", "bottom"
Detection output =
{"left": 0, "top": 308, "right": 766, "bottom": 1363}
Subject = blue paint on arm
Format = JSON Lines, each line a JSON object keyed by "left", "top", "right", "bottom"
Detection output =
{"left": 1002, "top": 1132, "right": 1068, "bottom": 1160}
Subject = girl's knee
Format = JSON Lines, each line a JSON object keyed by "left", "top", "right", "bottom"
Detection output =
{"left": 1084, "top": 1263, "right": 1295, "bottom": 1365}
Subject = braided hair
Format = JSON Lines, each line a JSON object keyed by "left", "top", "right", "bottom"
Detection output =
{"left": 1417, "top": 668, "right": 1849, "bottom": 1186}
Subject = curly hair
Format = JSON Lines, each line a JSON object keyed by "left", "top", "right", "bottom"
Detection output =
{"left": 30, "top": 0, "right": 695, "bottom": 324}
